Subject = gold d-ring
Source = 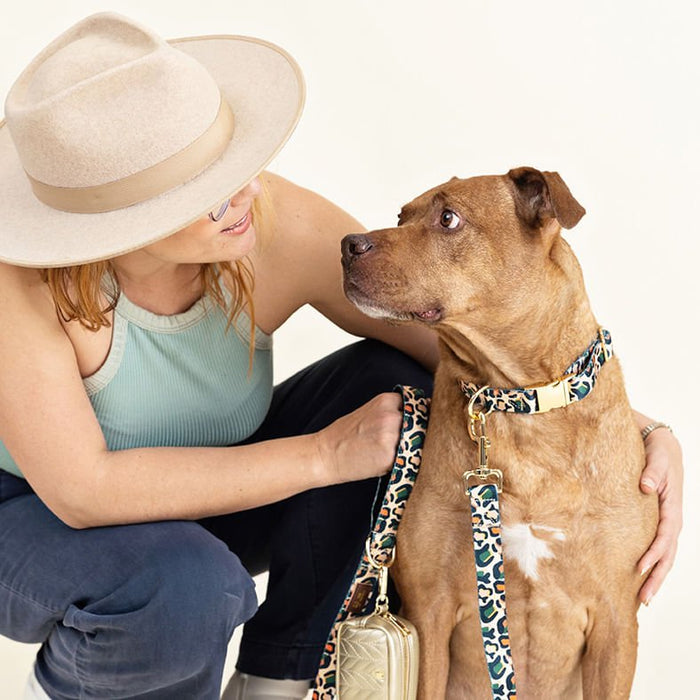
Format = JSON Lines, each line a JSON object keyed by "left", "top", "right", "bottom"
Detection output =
{"left": 467, "top": 385, "right": 492, "bottom": 442}
{"left": 467, "top": 384, "right": 491, "bottom": 420}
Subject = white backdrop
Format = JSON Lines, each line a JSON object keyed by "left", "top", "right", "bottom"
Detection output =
{"left": 1, "top": 1, "right": 698, "bottom": 698}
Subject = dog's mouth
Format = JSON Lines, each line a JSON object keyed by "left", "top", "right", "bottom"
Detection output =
{"left": 345, "top": 280, "right": 443, "bottom": 324}
{"left": 412, "top": 308, "right": 443, "bottom": 323}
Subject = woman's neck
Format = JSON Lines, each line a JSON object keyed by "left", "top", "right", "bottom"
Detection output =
{"left": 111, "top": 254, "right": 203, "bottom": 315}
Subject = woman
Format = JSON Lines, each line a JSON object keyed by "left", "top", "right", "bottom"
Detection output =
{"left": 0, "top": 11, "right": 681, "bottom": 700}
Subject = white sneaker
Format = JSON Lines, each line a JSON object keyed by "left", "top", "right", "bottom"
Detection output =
{"left": 221, "top": 670, "right": 311, "bottom": 699}
{"left": 24, "top": 666, "right": 51, "bottom": 700}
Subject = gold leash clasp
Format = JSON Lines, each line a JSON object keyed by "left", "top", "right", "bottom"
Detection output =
{"left": 365, "top": 538, "right": 394, "bottom": 615}
{"left": 463, "top": 386, "right": 503, "bottom": 493}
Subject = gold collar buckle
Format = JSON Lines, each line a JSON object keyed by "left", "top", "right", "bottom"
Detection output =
{"left": 532, "top": 374, "right": 575, "bottom": 413}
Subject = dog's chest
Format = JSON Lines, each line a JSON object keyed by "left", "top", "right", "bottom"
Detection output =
{"left": 499, "top": 519, "right": 568, "bottom": 582}
{"left": 491, "top": 440, "right": 591, "bottom": 585}
{"left": 433, "top": 414, "right": 591, "bottom": 583}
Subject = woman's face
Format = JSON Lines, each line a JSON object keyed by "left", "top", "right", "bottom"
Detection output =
{"left": 134, "top": 177, "right": 262, "bottom": 265}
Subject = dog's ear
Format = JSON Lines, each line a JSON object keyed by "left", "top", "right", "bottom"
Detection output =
{"left": 507, "top": 167, "right": 585, "bottom": 230}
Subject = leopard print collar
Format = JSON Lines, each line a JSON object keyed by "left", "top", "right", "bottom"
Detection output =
{"left": 459, "top": 328, "right": 614, "bottom": 415}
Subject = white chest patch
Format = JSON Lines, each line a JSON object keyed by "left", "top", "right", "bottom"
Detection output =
{"left": 501, "top": 523, "right": 566, "bottom": 581}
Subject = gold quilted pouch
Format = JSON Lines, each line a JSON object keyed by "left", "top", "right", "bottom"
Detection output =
{"left": 336, "top": 609, "right": 419, "bottom": 699}
{"left": 335, "top": 547, "right": 419, "bottom": 699}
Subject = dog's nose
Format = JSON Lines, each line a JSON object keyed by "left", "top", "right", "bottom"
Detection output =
{"left": 341, "top": 234, "right": 373, "bottom": 264}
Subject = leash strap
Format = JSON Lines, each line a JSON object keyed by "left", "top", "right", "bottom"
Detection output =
{"left": 468, "top": 483, "right": 517, "bottom": 700}
{"left": 457, "top": 329, "right": 614, "bottom": 699}
{"left": 312, "top": 384, "right": 430, "bottom": 700}
{"left": 317, "top": 330, "right": 613, "bottom": 698}
{"left": 460, "top": 328, "right": 613, "bottom": 414}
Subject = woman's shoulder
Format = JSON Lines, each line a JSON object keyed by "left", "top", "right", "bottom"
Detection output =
{"left": 259, "top": 170, "right": 323, "bottom": 248}
{"left": 242, "top": 171, "right": 367, "bottom": 331}
{"left": 0, "top": 260, "right": 43, "bottom": 284}
{"left": 261, "top": 170, "right": 318, "bottom": 208}
{"left": 0, "top": 262, "right": 79, "bottom": 363}
{"left": 258, "top": 170, "right": 364, "bottom": 265}
{"left": 0, "top": 262, "right": 56, "bottom": 318}
{"left": 261, "top": 170, "right": 362, "bottom": 230}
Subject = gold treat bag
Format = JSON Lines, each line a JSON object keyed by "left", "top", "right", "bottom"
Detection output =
{"left": 336, "top": 609, "right": 419, "bottom": 699}
{"left": 336, "top": 545, "right": 419, "bottom": 700}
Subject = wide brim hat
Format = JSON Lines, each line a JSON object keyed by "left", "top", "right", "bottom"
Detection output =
{"left": 0, "top": 12, "right": 305, "bottom": 267}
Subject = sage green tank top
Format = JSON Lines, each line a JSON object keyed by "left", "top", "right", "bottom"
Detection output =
{"left": 0, "top": 287, "right": 273, "bottom": 478}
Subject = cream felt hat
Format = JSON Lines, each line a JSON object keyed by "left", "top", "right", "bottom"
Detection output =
{"left": 0, "top": 11, "right": 305, "bottom": 267}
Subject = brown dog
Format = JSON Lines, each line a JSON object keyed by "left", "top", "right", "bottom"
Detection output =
{"left": 341, "top": 167, "right": 658, "bottom": 699}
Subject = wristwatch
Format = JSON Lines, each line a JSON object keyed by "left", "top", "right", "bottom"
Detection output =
{"left": 640, "top": 421, "right": 673, "bottom": 441}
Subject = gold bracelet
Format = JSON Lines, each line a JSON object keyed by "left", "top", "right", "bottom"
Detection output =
{"left": 640, "top": 421, "right": 673, "bottom": 441}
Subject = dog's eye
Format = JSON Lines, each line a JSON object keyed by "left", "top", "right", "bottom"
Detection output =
{"left": 440, "top": 209, "right": 461, "bottom": 230}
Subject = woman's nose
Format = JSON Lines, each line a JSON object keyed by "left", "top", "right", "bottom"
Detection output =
{"left": 232, "top": 177, "right": 261, "bottom": 204}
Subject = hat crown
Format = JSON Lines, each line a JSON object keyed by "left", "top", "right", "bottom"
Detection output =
{"left": 5, "top": 12, "right": 223, "bottom": 188}
{"left": 20, "top": 17, "right": 155, "bottom": 105}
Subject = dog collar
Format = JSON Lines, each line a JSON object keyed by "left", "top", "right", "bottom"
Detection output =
{"left": 459, "top": 328, "right": 614, "bottom": 415}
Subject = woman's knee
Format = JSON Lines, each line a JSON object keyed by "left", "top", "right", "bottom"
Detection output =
{"left": 57, "top": 521, "right": 258, "bottom": 692}
{"left": 108, "top": 521, "right": 258, "bottom": 648}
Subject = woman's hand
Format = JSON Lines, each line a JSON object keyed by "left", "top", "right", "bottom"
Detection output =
{"left": 636, "top": 424, "right": 683, "bottom": 605}
{"left": 315, "top": 392, "right": 403, "bottom": 485}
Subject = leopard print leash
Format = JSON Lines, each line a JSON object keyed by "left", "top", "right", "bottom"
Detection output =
{"left": 311, "top": 381, "right": 522, "bottom": 700}
{"left": 459, "top": 328, "right": 616, "bottom": 700}
{"left": 312, "top": 330, "right": 613, "bottom": 699}
{"left": 312, "top": 384, "right": 430, "bottom": 700}
{"left": 466, "top": 482, "right": 517, "bottom": 700}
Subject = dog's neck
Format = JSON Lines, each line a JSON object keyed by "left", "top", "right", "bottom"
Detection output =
{"left": 436, "top": 240, "right": 600, "bottom": 389}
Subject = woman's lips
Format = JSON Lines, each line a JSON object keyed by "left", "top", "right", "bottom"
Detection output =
{"left": 222, "top": 210, "right": 252, "bottom": 235}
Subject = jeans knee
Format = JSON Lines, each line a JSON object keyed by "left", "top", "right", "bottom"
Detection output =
{"left": 141, "top": 524, "right": 258, "bottom": 652}
{"left": 65, "top": 522, "right": 257, "bottom": 692}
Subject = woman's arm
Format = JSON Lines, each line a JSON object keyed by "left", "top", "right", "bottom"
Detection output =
{"left": 0, "top": 263, "right": 403, "bottom": 528}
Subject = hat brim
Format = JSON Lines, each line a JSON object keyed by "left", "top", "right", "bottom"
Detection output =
{"left": 0, "top": 34, "right": 305, "bottom": 268}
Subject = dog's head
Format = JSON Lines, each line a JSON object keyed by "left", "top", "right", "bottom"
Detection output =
{"left": 341, "top": 167, "right": 585, "bottom": 328}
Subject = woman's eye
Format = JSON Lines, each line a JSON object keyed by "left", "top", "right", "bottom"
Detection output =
{"left": 440, "top": 209, "right": 461, "bottom": 229}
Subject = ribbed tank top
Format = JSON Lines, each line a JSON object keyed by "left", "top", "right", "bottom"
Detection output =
{"left": 0, "top": 286, "right": 273, "bottom": 479}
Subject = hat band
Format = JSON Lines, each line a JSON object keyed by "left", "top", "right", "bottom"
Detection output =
{"left": 25, "top": 95, "right": 235, "bottom": 214}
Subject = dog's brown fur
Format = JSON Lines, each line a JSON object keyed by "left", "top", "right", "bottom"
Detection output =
{"left": 341, "top": 168, "right": 658, "bottom": 699}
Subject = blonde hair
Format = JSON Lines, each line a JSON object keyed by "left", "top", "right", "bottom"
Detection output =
{"left": 40, "top": 181, "right": 274, "bottom": 371}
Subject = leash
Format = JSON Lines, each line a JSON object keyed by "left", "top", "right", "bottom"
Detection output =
{"left": 312, "top": 328, "right": 613, "bottom": 699}
{"left": 462, "top": 386, "right": 516, "bottom": 700}
{"left": 460, "top": 327, "right": 614, "bottom": 700}
{"left": 312, "top": 385, "right": 430, "bottom": 700}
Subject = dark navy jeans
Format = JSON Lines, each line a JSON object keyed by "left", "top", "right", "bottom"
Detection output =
{"left": 0, "top": 340, "right": 433, "bottom": 699}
